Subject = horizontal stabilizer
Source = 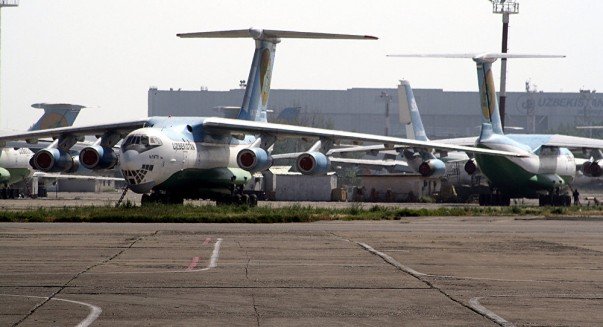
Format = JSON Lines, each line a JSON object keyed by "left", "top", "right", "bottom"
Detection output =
{"left": 388, "top": 53, "right": 565, "bottom": 63}
{"left": 178, "top": 28, "right": 377, "bottom": 41}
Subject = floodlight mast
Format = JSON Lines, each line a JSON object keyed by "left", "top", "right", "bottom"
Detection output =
{"left": 0, "top": 0, "right": 18, "bottom": 129}
{"left": 490, "top": 0, "right": 519, "bottom": 130}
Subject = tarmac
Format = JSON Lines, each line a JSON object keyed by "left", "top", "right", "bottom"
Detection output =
{"left": 0, "top": 211, "right": 602, "bottom": 326}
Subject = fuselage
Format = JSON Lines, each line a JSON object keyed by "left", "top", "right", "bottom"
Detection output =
{"left": 119, "top": 117, "right": 253, "bottom": 197}
{"left": 0, "top": 147, "right": 35, "bottom": 185}
{"left": 476, "top": 132, "right": 575, "bottom": 197}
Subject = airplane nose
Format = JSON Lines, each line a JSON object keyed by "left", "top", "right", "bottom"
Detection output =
{"left": 120, "top": 150, "right": 139, "bottom": 170}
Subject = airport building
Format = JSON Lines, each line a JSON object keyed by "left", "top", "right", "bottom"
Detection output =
{"left": 148, "top": 87, "right": 603, "bottom": 139}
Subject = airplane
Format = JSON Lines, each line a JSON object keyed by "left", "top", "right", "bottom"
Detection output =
{"left": 388, "top": 53, "right": 603, "bottom": 206}
{"left": 0, "top": 103, "right": 88, "bottom": 190}
{"left": 0, "top": 29, "right": 525, "bottom": 206}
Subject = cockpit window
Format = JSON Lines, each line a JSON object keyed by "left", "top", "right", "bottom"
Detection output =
{"left": 121, "top": 134, "right": 162, "bottom": 152}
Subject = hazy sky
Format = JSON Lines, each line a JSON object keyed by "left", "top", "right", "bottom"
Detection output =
{"left": 2, "top": 0, "right": 602, "bottom": 129}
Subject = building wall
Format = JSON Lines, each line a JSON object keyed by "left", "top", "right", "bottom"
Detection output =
{"left": 148, "top": 87, "right": 603, "bottom": 138}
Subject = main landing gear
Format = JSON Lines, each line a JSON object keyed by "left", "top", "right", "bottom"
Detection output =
{"left": 215, "top": 184, "right": 258, "bottom": 207}
{"left": 538, "top": 193, "right": 571, "bottom": 207}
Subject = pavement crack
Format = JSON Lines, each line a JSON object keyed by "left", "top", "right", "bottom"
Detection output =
{"left": 251, "top": 293, "right": 261, "bottom": 327}
{"left": 12, "top": 230, "right": 159, "bottom": 327}
{"left": 239, "top": 240, "right": 260, "bottom": 326}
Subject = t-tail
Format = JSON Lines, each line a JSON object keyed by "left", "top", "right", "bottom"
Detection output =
{"left": 28, "top": 103, "right": 86, "bottom": 131}
{"left": 397, "top": 80, "right": 428, "bottom": 141}
{"left": 388, "top": 53, "right": 564, "bottom": 139}
{"left": 179, "top": 28, "right": 377, "bottom": 123}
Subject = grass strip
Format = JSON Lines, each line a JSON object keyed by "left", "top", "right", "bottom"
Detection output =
{"left": 1, "top": 203, "right": 603, "bottom": 223}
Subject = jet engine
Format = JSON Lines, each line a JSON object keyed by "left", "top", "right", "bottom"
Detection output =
{"left": 296, "top": 152, "right": 330, "bottom": 175}
{"left": 30, "top": 148, "right": 78, "bottom": 173}
{"left": 464, "top": 158, "right": 478, "bottom": 175}
{"left": 583, "top": 160, "right": 603, "bottom": 177}
{"left": 417, "top": 159, "right": 446, "bottom": 177}
{"left": 79, "top": 145, "right": 119, "bottom": 170}
{"left": 236, "top": 148, "right": 273, "bottom": 173}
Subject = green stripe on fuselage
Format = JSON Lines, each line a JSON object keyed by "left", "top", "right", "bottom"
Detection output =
{"left": 475, "top": 153, "right": 571, "bottom": 198}
{"left": 156, "top": 167, "right": 252, "bottom": 195}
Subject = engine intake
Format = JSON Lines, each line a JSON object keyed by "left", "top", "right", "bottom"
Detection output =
{"left": 464, "top": 158, "right": 478, "bottom": 175}
{"left": 417, "top": 159, "right": 446, "bottom": 177}
{"left": 31, "top": 148, "right": 77, "bottom": 173}
{"left": 296, "top": 152, "right": 330, "bottom": 175}
{"left": 79, "top": 145, "right": 118, "bottom": 170}
{"left": 236, "top": 148, "right": 273, "bottom": 173}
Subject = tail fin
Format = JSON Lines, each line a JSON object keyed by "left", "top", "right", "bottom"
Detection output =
{"left": 388, "top": 53, "right": 564, "bottom": 136}
{"left": 178, "top": 28, "right": 377, "bottom": 122}
{"left": 29, "top": 103, "right": 86, "bottom": 131}
{"left": 397, "top": 80, "right": 428, "bottom": 141}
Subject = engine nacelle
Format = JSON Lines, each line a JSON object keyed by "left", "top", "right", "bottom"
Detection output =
{"left": 417, "top": 159, "right": 446, "bottom": 178}
{"left": 79, "top": 145, "right": 119, "bottom": 170}
{"left": 236, "top": 148, "right": 273, "bottom": 173}
{"left": 296, "top": 152, "right": 330, "bottom": 175}
{"left": 583, "top": 160, "right": 603, "bottom": 177}
{"left": 30, "top": 148, "right": 77, "bottom": 172}
{"left": 464, "top": 158, "right": 478, "bottom": 175}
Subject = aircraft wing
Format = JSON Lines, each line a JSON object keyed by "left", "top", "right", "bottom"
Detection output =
{"left": 541, "top": 135, "right": 603, "bottom": 149}
{"left": 0, "top": 120, "right": 149, "bottom": 144}
{"left": 203, "top": 117, "right": 525, "bottom": 157}
{"left": 32, "top": 172, "right": 124, "bottom": 182}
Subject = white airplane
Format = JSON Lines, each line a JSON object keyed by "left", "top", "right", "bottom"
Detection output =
{"left": 388, "top": 53, "right": 603, "bottom": 206}
{"left": 0, "top": 103, "right": 88, "bottom": 189}
{"left": 0, "top": 29, "right": 525, "bottom": 205}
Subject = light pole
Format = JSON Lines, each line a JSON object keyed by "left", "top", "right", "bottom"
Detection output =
{"left": 490, "top": 0, "right": 519, "bottom": 130}
{"left": 380, "top": 91, "right": 391, "bottom": 136}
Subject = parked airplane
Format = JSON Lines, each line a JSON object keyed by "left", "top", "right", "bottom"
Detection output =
{"left": 0, "top": 103, "right": 88, "bottom": 188}
{"left": 0, "top": 29, "right": 524, "bottom": 205}
{"left": 389, "top": 53, "right": 603, "bottom": 206}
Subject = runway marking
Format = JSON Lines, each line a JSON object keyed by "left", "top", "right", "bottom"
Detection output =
{"left": 469, "top": 297, "right": 515, "bottom": 327}
{"left": 0, "top": 294, "right": 101, "bottom": 327}
{"left": 203, "top": 237, "right": 212, "bottom": 245}
{"left": 357, "top": 242, "right": 427, "bottom": 278}
{"left": 182, "top": 237, "right": 222, "bottom": 272}
{"left": 186, "top": 256, "right": 200, "bottom": 271}
{"left": 353, "top": 240, "right": 512, "bottom": 327}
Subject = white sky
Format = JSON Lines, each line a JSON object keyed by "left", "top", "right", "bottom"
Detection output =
{"left": 2, "top": 0, "right": 602, "bottom": 129}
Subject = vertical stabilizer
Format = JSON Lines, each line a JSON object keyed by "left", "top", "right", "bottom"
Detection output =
{"left": 238, "top": 38, "right": 276, "bottom": 122}
{"left": 474, "top": 59, "right": 504, "bottom": 135}
{"left": 29, "top": 103, "right": 86, "bottom": 131}
{"left": 397, "top": 80, "right": 428, "bottom": 141}
{"left": 178, "top": 28, "right": 376, "bottom": 123}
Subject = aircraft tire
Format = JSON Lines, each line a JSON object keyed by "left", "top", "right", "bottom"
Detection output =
{"left": 241, "top": 194, "right": 250, "bottom": 206}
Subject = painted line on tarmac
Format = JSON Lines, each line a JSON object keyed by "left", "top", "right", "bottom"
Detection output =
{"left": 353, "top": 240, "right": 513, "bottom": 327}
{"left": 357, "top": 242, "right": 427, "bottom": 278}
{"left": 183, "top": 237, "right": 222, "bottom": 272}
{"left": 1, "top": 294, "right": 101, "bottom": 327}
{"left": 186, "top": 256, "right": 200, "bottom": 271}
{"left": 469, "top": 297, "right": 515, "bottom": 327}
